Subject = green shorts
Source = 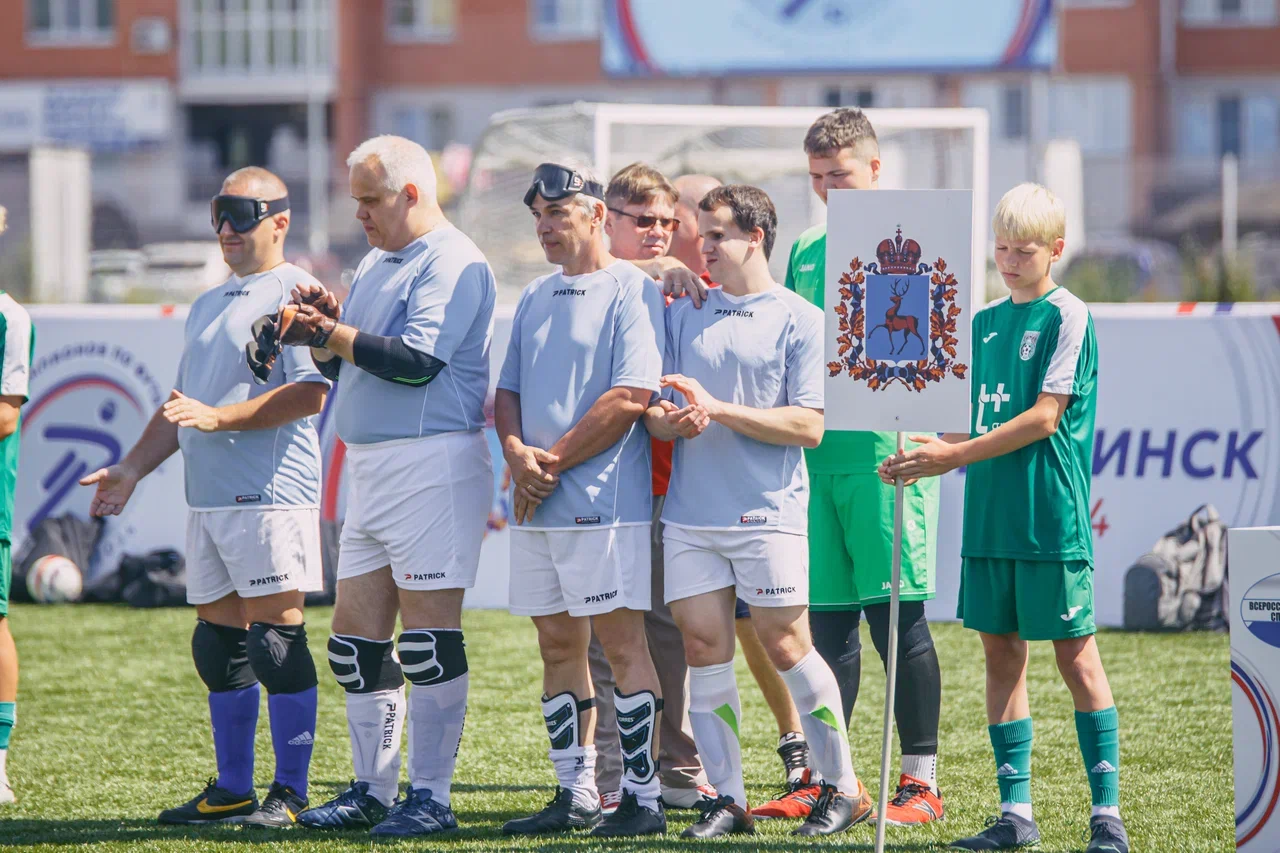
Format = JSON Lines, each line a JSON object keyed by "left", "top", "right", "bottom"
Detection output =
{"left": 0, "top": 540, "right": 9, "bottom": 618}
{"left": 808, "top": 473, "right": 938, "bottom": 609}
{"left": 957, "top": 556, "right": 1096, "bottom": 641}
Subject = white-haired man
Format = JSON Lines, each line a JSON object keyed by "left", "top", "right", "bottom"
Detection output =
{"left": 285, "top": 135, "right": 497, "bottom": 839}
{"left": 497, "top": 162, "right": 667, "bottom": 838}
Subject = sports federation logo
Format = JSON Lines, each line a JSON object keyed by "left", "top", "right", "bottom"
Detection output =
{"left": 1233, "top": 649, "right": 1280, "bottom": 847}
{"left": 1020, "top": 331, "right": 1040, "bottom": 361}
{"left": 828, "top": 226, "right": 967, "bottom": 392}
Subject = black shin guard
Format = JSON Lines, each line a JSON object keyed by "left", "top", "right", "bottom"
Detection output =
{"left": 809, "top": 608, "right": 862, "bottom": 725}
{"left": 864, "top": 601, "right": 941, "bottom": 755}
{"left": 192, "top": 619, "right": 258, "bottom": 692}
{"left": 326, "top": 634, "right": 404, "bottom": 694}
{"left": 246, "top": 622, "right": 319, "bottom": 695}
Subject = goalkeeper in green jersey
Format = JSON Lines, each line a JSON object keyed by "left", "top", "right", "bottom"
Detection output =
{"left": 881, "top": 183, "right": 1127, "bottom": 853}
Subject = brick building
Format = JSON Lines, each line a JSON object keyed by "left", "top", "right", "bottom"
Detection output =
{"left": 0, "top": 0, "right": 1276, "bottom": 253}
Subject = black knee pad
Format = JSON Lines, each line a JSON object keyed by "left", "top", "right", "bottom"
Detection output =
{"left": 865, "top": 601, "right": 933, "bottom": 662}
{"left": 192, "top": 619, "right": 258, "bottom": 693}
{"left": 327, "top": 634, "right": 403, "bottom": 694}
{"left": 246, "top": 622, "right": 319, "bottom": 695}
{"left": 397, "top": 629, "right": 468, "bottom": 686}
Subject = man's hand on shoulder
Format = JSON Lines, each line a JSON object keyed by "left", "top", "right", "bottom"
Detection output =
{"left": 631, "top": 256, "right": 710, "bottom": 308}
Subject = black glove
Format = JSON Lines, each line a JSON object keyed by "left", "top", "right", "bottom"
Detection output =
{"left": 245, "top": 301, "right": 336, "bottom": 384}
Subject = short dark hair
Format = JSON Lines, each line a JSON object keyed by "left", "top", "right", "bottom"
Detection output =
{"left": 803, "top": 108, "right": 879, "bottom": 160}
{"left": 698, "top": 184, "right": 777, "bottom": 260}
{"left": 605, "top": 162, "right": 678, "bottom": 210}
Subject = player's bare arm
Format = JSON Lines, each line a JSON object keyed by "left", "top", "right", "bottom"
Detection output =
{"left": 162, "top": 382, "right": 326, "bottom": 433}
{"left": 629, "top": 255, "right": 710, "bottom": 308}
{"left": 545, "top": 386, "right": 651, "bottom": 473}
{"left": 661, "top": 374, "right": 823, "bottom": 448}
{"left": 495, "top": 387, "right": 559, "bottom": 524}
{"left": 79, "top": 390, "right": 183, "bottom": 515}
{"left": 879, "top": 392, "right": 1069, "bottom": 483}
{"left": 643, "top": 399, "right": 710, "bottom": 442}
{"left": 0, "top": 398, "right": 21, "bottom": 440}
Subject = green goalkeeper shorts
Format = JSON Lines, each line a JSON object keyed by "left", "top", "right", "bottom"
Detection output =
{"left": 957, "top": 557, "right": 1096, "bottom": 641}
{"left": 808, "top": 473, "right": 938, "bottom": 610}
{"left": 0, "top": 540, "right": 9, "bottom": 617}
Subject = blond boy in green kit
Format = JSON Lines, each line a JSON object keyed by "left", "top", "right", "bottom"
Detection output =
{"left": 882, "top": 183, "right": 1127, "bottom": 853}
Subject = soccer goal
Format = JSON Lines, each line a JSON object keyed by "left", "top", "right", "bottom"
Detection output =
{"left": 455, "top": 101, "right": 990, "bottom": 312}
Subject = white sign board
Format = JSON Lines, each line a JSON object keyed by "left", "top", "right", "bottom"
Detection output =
{"left": 1231, "top": 526, "right": 1280, "bottom": 850}
{"left": 823, "top": 189, "right": 972, "bottom": 433}
{"left": 0, "top": 80, "right": 173, "bottom": 153}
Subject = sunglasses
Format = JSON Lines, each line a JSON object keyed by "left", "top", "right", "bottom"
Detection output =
{"left": 211, "top": 194, "right": 290, "bottom": 234}
{"left": 523, "top": 163, "right": 605, "bottom": 207}
{"left": 608, "top": 208, "right": 681, "bottom": 232}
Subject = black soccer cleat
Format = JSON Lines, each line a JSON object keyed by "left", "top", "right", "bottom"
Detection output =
{"left": 369, "top": 786, "right": 457, "bottom": 837}
{"left": 950, "top": 812, "right": 1042, "bottom": 850}
{"left": 1085, "top": 814, "right": 1129, "bottom": 853}
{"left": 241, "top": 781, "right": 307, "bottom": 828}
{"left": 296, "top": 780, "right": 388, "bottom": 830}
{"left": 590, "top": 790, "right": 666, "bottom": 837}
{"left": 158, "top": 777, "right": 258, "bottom": 825}
{"left": 503, "top": 786, "right": 602, "bottom": 835}
{"left": 792, "top": 782, "right": 875, "bottom": 836}
{"left": 681, "top": 795, "right": 755, "bottom": 838}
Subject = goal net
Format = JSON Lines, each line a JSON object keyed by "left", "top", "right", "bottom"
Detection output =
{"left": 456, "top": 102, "right": 989, "bottom": 312}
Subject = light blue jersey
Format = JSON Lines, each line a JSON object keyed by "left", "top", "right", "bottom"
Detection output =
{"left": 498, "top": 261, "right": 664, "bottom": 530}
{"left": 330, "top": 225, "right": 496, "bottom": 445}
{"left": 176, "top": 264, "right": 328, "bottom": 509}
{"left": 661, "top": 286, "right": 824, "bottom": 534}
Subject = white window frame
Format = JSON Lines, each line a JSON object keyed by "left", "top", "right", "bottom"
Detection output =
{"left": 529, "top": 0, "right": 599, "bottom": 42}
{"left": 26, "top": 0, "right": 116, "bottom": 47}
{"left": 1060, "top": 0, "right": 1132, "bottom": 7}
{"left": 386, "top": 0, "right": 455, "bottom": 44}
{"left": 1181, "top": 0, "right": 1277, "bottom": 27}
{"left": 181, "top": 0, "right": 335, "bottom": 77}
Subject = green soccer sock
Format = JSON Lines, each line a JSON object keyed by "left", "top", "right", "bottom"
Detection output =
{"left": 1075, "top": 706, "right": 1120, "bottom": 807}
{"left": 0, "top": 702, "right": 14, "bottom": 751}
{"left": 989, "top": 717, "right": 1033, "bottom": 805}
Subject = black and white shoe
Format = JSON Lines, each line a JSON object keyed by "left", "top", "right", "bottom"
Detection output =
{"left": 950, "top": 812, "right": 1042, "bottom": 850}
{"left": 503, "top": 787, "right": 601, "bottom": 835}
{"left": 681, "top": 795, "right": 755, "bottom": 838}
{"left": 792, "top": 782, "right": 875, "bottom": 836}
{"left": 241, "top": 782, "right": 307, "bottom": 828}
{"left": 590, "top": 791, "right": 666, "bottom": 837}
{"left": 1085, "top": 815, "right": 1129, "bottom": 853}
{"left": 777, "top": 731, "right": 810, "bottom": 785}
{"left": 296, "top": 780, "right": 388, "bottom": 830}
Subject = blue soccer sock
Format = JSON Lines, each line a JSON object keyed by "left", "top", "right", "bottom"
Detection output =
{"left": 209, "top": 685, "right": 259, "bottom": 795}
{"left": 268, "top": 687, "right": 317, "bottom": 798}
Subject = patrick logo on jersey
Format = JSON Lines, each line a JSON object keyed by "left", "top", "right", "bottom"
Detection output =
{"left": 828, "top": 225, "right": 968, "bottom": 392}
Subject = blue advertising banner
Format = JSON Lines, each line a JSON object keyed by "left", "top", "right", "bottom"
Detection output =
{"left": 602, "top": 0, "right": 1057, "bottom": 77}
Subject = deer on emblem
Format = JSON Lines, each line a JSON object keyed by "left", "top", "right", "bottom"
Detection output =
{"left": 868, "top": 278, "right": 926, "bottom": 356}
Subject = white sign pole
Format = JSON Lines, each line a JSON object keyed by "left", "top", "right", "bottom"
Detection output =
{"left": 875, "top": 431, "right": 906, "bottom": 853}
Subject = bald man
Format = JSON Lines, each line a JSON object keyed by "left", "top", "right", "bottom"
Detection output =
{"left": 83, "top": 166, "right": 329, "bottom": 828}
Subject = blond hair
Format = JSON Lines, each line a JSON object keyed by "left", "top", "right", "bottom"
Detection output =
{"left": 605, "top": 162, "right": 678, "bottom": 210}
{"left": 992, "top": 183, "right": 1065, "bottom": 245}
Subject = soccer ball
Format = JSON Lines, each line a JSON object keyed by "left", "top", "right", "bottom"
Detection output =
{"left": 25, "top": 555, "right": 83, "bottom": 604}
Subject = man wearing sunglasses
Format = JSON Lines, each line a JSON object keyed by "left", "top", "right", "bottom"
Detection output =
{"left": 497, "top": 161, "right": 667, "bottom": 838}
{"left": 281, "top": 135, "right": 496, "bottom": 840}
{"left": 82, "top": 167, "right": 329, "bottom": 828}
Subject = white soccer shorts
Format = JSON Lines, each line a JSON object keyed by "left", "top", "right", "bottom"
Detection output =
{"left": 185, "top": 507, "right": 324, "bottom": 605}
{"left": 508, "top": 525, "right": 651, "bottom": 618}
{"left": 337, "top": 430, "right": 492, "bottom": 591}
{"left": 662, "top": 524, "right": 809, "bottom": 608}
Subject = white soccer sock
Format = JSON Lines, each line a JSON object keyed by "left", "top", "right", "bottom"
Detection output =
{"left": 1003, "top": 801, "right": 1034, "bottom": 821}
{"left": 1092, "top": 804, "right": 1120, "bottom": 819}
{"left": 778, "top": 648, "right": 861, "bottom": 797}
{"left": 407, "top": 672, "right": 468, "bottom": 807}
{"left": 615, "top": 689, "right": 663, "bottom": 811}
{"left": 0, "top": 748, "right": 7, "bottom": 785}
{"left": 542, "top": 692, "right": 599, "bottom": 811}
{"left": 901, "top": 753, "right": 938, "bottom": 793}
{"left": 346, "top": 687, "right": 405, "bottom": 806}
{"left": 688, "top": 662, "right": 747, "bottom": 809}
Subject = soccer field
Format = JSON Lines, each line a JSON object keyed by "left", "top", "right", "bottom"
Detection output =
{"left": 1, "top": 604, "right": 1233, "bottom": 852}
